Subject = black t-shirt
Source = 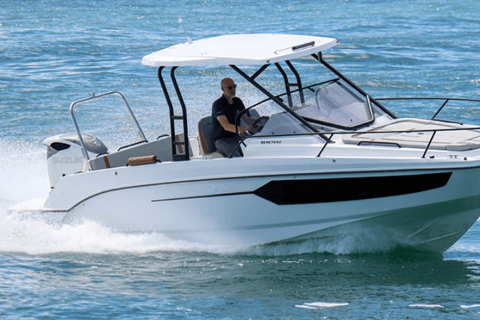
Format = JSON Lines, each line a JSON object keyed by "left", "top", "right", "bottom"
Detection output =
{"left": 212, "top": 95, "right": 246, "bottom": 141}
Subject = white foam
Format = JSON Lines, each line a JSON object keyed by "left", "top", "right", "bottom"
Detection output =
{"left": 243, "top": 229, "right": 399, "bottom": 256}
{"left": 8, "top": 198, "right": 46, "bottom": 211}
{"left": 296, "top": 302, "right": 349, "bottom": 309}
{"left": 449, "top": 244, "right": 480, "bottom": 252}
{"left": 0, "top": 211, "right": 403, "bottom": 256}
{"left": 0, "top": 212, "right": 247, "bottom": 255}
{"left": 295, "top": 305, "right": 318, "bottom": 310}
{"left": 409, "top": 304, "right": 444, "bottom": 309}
{"left": 0, "top": 139, "right": 49, "bottom": 205}
{"left": 1, "top": 206, "right": 405, "bottom": 256}
{"left": 461, "top": 304, "right": 480, "bottom": 309}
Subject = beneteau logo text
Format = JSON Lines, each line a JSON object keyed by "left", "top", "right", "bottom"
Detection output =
{"left": 261, "top": 140, "right": 282, "bottom": 144}
{"left": 52, "top": 157, "right": 83, "bottom": 164}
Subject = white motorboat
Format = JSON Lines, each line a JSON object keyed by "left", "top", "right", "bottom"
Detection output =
{"left": 42, "top": 34, "right": 480, "bottom": 253}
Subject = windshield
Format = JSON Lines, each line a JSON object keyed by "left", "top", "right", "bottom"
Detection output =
{"left": 296, "top": 81, "right": 374, "bottom": 129}
{"left": 240, "top": 79, "right": 377, "bottom": 139}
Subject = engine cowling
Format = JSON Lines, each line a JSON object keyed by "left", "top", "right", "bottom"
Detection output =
{"left": 43, "top": 133, "right": 107, "bottom": 188}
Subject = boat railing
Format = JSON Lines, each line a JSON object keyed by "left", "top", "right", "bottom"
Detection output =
{"left": 231, "top": 96, "right": 480, "bottom": 159}
{"left": 375, "top": 97, "right": 480, "bottom": 121}
{"left": 232, "top": 124, "right": 480, "bottom": 159}
{"left": 315, "top": 126, "right": 480, "bottom": 159}
{"left": 70, "top": 91, "right": 147, "bottom": 161}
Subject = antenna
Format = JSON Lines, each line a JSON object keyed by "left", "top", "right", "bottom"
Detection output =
{"left": 178, "top": 18, "right": 193, "bottom": 44}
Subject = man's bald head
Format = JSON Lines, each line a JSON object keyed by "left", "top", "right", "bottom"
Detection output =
{"left": 221, "top": 78, "right": 235, "bottom": 89}
{"left": 221, "top": 78, "right": 237, "bottom": 102}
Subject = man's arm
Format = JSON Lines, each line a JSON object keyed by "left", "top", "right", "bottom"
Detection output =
{"left": 217, "top": 116, "right": 249, "bottom": 133}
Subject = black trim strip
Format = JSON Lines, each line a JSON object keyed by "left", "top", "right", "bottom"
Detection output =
{"left": 253, "top": 172, "right": 452, "bottom": 205}
{"left": 151, "top": 191, "right": 251, "bottom": 203}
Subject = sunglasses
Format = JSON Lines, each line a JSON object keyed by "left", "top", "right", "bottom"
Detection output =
{"left": 226, "top": 84, "right": 237, "bottom": 90}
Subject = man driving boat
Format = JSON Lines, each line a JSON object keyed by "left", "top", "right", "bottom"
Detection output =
{"left": 212, "top": 78, "right": 252, "bottom": 157}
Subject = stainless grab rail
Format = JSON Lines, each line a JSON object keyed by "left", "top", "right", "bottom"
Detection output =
{"left": 69, "top": 91, "right": 147, "bottom": 161}
{"left": 375, "top": 97, "right": 480, "bottom": 121}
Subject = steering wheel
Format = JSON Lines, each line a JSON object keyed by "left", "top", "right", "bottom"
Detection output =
{"left": 250, "top": 116, "right": 269, "bottom": 134}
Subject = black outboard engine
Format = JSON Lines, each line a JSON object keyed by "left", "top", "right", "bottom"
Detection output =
{"left": 43, "top": 133, "right": 108, "bottom": 188}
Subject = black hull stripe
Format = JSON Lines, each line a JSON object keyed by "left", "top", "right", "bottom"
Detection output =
{"left": 150, "top": 172, "right": 452, "bottom": 205}
{"left": 151, "top": 191, "right": 252, "bottom": 203}
{"left": 253, "top": 172, "right": 452, "bottom": 205}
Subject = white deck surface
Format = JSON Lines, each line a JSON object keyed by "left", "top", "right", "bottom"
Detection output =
{"left": 343, "top": 119, "right": 480, "bottom": 151}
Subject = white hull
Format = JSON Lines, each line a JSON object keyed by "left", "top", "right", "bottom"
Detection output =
{"left": 40, "top": 34, "right": 480, "bottom": 254}
{"left": 43, "top": 157, "right": 480, "bottom": 252}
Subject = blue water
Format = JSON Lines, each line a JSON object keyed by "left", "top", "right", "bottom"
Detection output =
{"left": 2, "top": 0, "right": 480, "bottom": 318}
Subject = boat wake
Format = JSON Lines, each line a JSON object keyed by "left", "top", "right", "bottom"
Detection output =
{"left": 242, "top": 229, "right": 406, "bottom": 256}
{"left": 0, "top": 211, "right": 220, "bottom": 255}
{"left": 3, "top": 205, "right": 480, "bottom": 256}
{"left": 0, "top": 207, "right": 404, "bottom": 256}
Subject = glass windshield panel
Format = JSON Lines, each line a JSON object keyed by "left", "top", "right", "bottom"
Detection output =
{"left": 296, "top": 81, "right": 374, "bottom": 129}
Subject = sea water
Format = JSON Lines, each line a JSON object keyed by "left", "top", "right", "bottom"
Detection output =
{"left": 1, "top": 0, "right": 480, "bottom": 318}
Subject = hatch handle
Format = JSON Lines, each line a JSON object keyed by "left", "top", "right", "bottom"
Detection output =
{"left": 292, "top": 41, "right": 315, "bottom": 51}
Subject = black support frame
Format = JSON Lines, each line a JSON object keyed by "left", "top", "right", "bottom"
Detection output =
{"left": 314, "top": 52, "right": 397, "bottom": 119}
{"left": 157, "top": 66, "right": 190, "bottom": 161}
{"left": 155, "top": 50, "right": 401, "bottom": 160}
{"left": 229, "top": 64, "right": 328, "bottom": 141}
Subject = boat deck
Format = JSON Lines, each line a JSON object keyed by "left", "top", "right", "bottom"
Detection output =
{"left": 343, "top": 119, "right": 480, "bottom": 151}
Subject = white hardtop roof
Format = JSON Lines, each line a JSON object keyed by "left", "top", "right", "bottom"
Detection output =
{"left": 142, "top": 34, "right": 338, "bottom": 67}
